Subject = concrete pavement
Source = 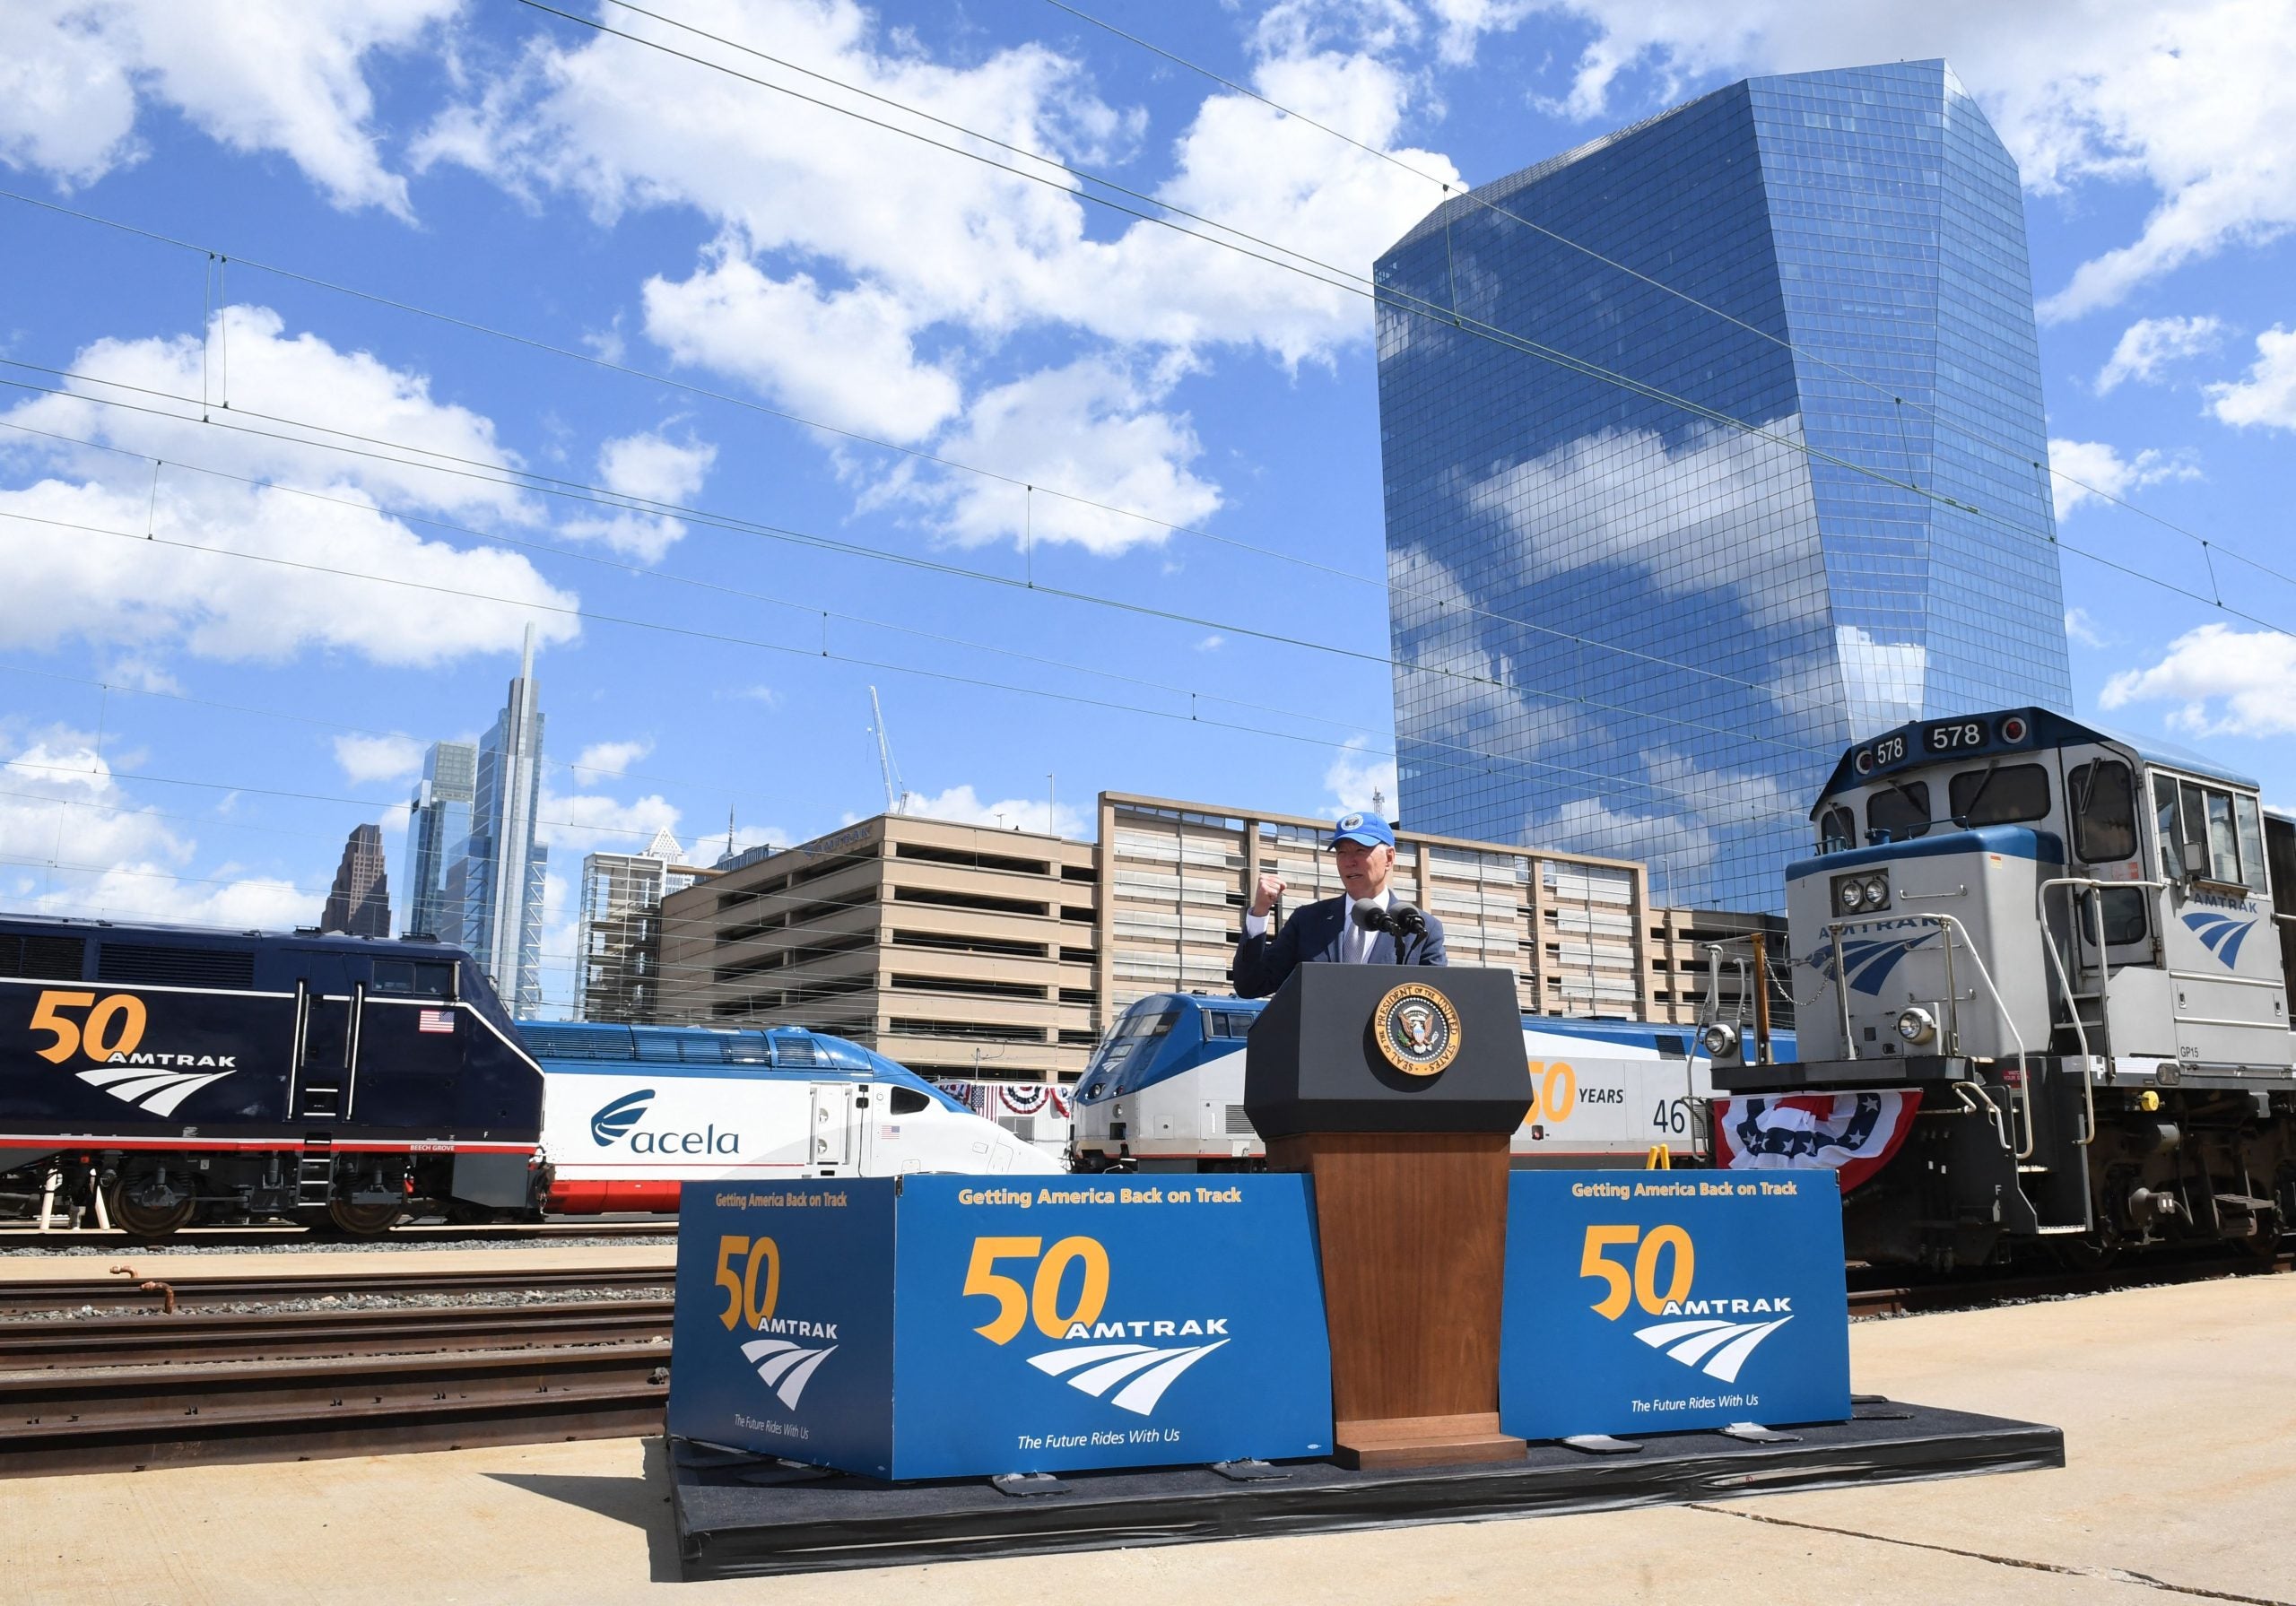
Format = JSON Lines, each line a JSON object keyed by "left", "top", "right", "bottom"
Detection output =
{"left": 4, "top": 1272, "right": 2290, "bottom": 1605}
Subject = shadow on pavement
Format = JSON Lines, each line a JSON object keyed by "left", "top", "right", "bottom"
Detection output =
{"left": 487, "top": 1435, "right": 680, "bottom": 1584}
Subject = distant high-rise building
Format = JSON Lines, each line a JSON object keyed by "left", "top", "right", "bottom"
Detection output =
{"left": 400, "top": 740, "right": 476, "bottom": 940}
{"left": 449, "top": 626, "right": 548, "bottom": 1011}
{"left": 1374, "top": 60, "right": 2074, "bottom": 911}
{"left": 576, "top": 826, "right": 715, "bottom": 1023}
{"left": 321, "top": 822, "right": 391, "bottom": 938}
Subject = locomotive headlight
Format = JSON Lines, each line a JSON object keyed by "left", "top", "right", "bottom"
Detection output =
{"left": 1699, "top": 1021, "right": 1741, "bottom": 1059}
{"left": 1839, "top": 880, "right": 1865, "bottom": 911}
{"left": 1863, "top": 874, "right": 1889, "bottom": 907}
{"left": 1893, "top": 1006, "right": 1937, "bottom": 1046}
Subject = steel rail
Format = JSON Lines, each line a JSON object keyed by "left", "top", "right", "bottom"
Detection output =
{"left": 0, "top": 1298, "right": 674, "bottom": 1367}
{"left": 0, "top": 1264, "right": 674, "bottom": 1319}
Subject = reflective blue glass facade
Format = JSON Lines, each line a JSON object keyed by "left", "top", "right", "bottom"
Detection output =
{"left": 1376, "top": 60, "right": 2072, "bottom": 911}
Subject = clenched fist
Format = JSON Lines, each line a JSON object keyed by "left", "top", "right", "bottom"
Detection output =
{"left": 1249, "top": 872, "right": 1286, "bottom": 918}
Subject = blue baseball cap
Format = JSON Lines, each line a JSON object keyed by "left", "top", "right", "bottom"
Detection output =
{"left": 1328, "top": 812, "right": 1396, "bottom": 850}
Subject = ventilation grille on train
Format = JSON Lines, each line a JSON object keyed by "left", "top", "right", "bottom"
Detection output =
{"left": 1225, "top": 1104, "right": 1256, "bottom": 1137}
{"left": 96, "top": 943, "right": 256, "bottom": 989}
{"left": 0, "top": 933, "right": 87, "bottom": 980}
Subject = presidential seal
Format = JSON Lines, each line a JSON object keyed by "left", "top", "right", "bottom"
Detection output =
{"left": 1374, "top": 981, "right": 1461, "bottom": 1077}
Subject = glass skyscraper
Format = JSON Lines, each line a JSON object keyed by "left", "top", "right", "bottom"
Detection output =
{"left": 400, "top": 739, "right": 475, "bottom": 941}
{"left": 1375, "top": 60, "right": 2073, "bottom": 911}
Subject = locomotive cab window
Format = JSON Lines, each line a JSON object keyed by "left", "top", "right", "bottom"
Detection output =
{"left": 1866, "top": 782, "right": 1930, "bottom": 842}
{"left": 887, "top": 1086, "right": 932, "bottom": 1116}
{"left": 1950, "top": 763, "right": 2050, "bottom": 827}
{"left": 371, "top": 959, "right": 455, "bottom": 998}
{"left": 2068, "top": 760, "right": 2137, "bottom": 863}
{"left": 1817, "top": 805, "right": 1855, "bottom": 853}
{"left": 2158, "top": 775, "right": 2272, "bottom": 892}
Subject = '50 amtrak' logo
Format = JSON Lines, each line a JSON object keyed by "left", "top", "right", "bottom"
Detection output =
{"left": 1582, "top": 1224, "right": 1792, "bottom": 1385}
{"left": 966, "top": 1236, "right": 1227, "bottom": 1417}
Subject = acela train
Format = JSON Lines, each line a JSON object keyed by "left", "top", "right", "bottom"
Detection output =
{"left": 519, "top": 1020, "right": 1060, "bottom": 1213}
{"left": 1070, "top": 993, "right": 1780, "bottom": 1170}
{"left": 1709, "top": 708, "right": 2296, "bottom": 1268}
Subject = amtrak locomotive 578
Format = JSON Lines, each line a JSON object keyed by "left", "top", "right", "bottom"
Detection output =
{"left": 0, "top": 916, "right": 544, "bottom": 1237}
{"left": 1707, "top": 708, "right": 2296, "bottom": 1267}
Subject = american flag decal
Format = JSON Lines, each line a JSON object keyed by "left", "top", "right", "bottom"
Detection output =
{"left": 417, "top": 1008, "right": 457, "bottom": 1034}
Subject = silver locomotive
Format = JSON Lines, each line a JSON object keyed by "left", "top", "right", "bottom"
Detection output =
{"left": 1708, "top": 708, "right": 2295, "bottom": 1267}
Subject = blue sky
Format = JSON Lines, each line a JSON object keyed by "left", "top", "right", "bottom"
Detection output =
{"left": 2, "top": 0, "right": 2292, "bottom": 1012}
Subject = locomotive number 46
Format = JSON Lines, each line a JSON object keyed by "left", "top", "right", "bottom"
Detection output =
{"left": 29, "top": 990, "right": 148, "bottom": 1064}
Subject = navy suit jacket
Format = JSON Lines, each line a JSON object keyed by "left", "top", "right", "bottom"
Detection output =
{"left": 1229, "top": 894, "right": 1448, "bottom": 1001}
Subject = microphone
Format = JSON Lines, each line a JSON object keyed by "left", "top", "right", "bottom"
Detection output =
{"left": 1389, "top": 903, "right": 1428, "bottom": 938}
{"left": 1352, "top": 899, "right": 1394, "bottom": 933}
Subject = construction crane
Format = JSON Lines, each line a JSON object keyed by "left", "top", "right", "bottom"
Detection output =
{"left": 868, "top": 686, "right": 910, "bottom": 816}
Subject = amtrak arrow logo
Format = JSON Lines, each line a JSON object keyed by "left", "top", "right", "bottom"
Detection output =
{"left": 1805, "top": 929, "right": 1938, "bottom": 996}
{"left": 2182, "top": 911, "right": 2256, "bottom": 968}
{"left": 1632, "top": 1316, "right": 1791, "bottom": 1383}
{"left": 589, "top": 1089, "right": 654, "bottom": 1146}
{"left": 1026, "top": 1341, "right": 1228, "bottom": 1416}
{"left": 75, "top": 1064, "right": 235, "bottom": 1117}
{"left": 741, "top": 1338, "right": 839, "bottom": 1410}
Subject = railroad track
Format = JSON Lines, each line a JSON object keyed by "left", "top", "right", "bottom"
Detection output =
{"left": 0, "top": 1263, "right": 675, "bottom": 1319}
{"left": 0, "top": 1296, "right": 677, "bottom": 1478}
{"left": 0, "top": 1220, "right": 677, "bottom": 1252}
{"left": 1848, "top": 1247, "right": 2292, "bottom": 1318}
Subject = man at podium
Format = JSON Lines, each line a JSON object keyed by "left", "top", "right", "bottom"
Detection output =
{"left": 1231, "top": 812, "right": 1448, "bottom": 998}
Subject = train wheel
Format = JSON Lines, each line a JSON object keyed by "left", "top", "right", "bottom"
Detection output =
{"left": 324, "top": 1199, "right": 404, "bottom": 1237}
{"left": 106, "top": 1166, "right": 196, "bottom": 1240}
{"left": 2051, "top": 1233, "right": 2120, "bottom": 1273}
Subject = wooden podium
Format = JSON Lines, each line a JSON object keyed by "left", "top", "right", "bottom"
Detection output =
{"left": 1246, "top": 965, "right": 1532, "bottom": 1470}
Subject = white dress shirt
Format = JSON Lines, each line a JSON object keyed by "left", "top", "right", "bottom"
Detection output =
{"left": 1242, "top": 883, "right": 1396, "bottom": 961}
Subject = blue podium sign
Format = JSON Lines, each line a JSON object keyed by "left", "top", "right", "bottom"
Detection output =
{"left": 667, "top": 1176, "right": 1334, "bottom": 1480}
{"left": 1499, "top": 1171, "right": 1849, "bottom": 1441}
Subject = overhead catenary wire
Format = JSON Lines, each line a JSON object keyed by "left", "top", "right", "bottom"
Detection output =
{"left": 0, "top": 200, "right": 1809, "bottom": 708}
{"left": 0, "top": 499, "right": 1821, "bottom": 829}
{"left": 0, "top": 362, "right": 1849, "bottom": 764}
{"left": 1037, "top": 0, "right": 2281, "bottom": 568}
{"left": 516, "top": 0, "right": 2296, "bottom": 610}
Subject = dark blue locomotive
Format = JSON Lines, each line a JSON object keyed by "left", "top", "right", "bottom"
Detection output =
{"left": 0, "top": 916, "right": 545, "bottom": 1237}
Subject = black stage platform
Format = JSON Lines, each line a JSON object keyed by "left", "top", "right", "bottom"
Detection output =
{"left": 673, "top": 1399, "right": 2062, "bottom": 1580}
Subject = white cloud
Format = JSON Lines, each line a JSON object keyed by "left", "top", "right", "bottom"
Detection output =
{"left": 559, "top": 428, "right": 718, "bottom": 560}
{"left": 0, "top": 0, "right": 456, "bottom": 215}
{"left": 2100, "top": 623, "right": 2296, "bottom": 737}
{"left": 641, "top": 256, "right": 962, "bottom": 445}
{"left": 2205, "top": 326, "right": 2296, "bottom": 431}
{"left": 1453, "top": 412, "right": 1823, "bottom": 633}
{"left": 2096, "top": 315, "right": 2224, "bottom": 394}
{"left": 0, "top": 307, "right": 579, "bottom": 666}
{"left": 0, "top": 733, "right": 309, "bottom": 928}
{"left": 903, "top": 785, "right": 1084, "bottom": 838}
{"left": 881, "top": 358, "right": 1222, "bottom": 555}
{"left": 1323, "top": 738, "right": 1397, "bottom": 819}
{"left": 418, "top": 4, "right": 1460, "bottom": 559}
{"left": 1832, "top": 625, "right": 1926, "bottom": 738}
{"left": 2047, "top": 437, "right": 2201, "bottom": 519}
{"left": 332, "top": 733, "right": 425, "bottom": 786}
{"left": 570, "top": 739, "right": 652, "bottom": 780}
{"left": 1439, "top": 2, "right": 2296, "bottom": 323}
{"left": 1195, "top": 634, "right": 1225, "bottom": 652}
{"left": 2065, "top": 606, "right": 2109, "bottom": 647}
